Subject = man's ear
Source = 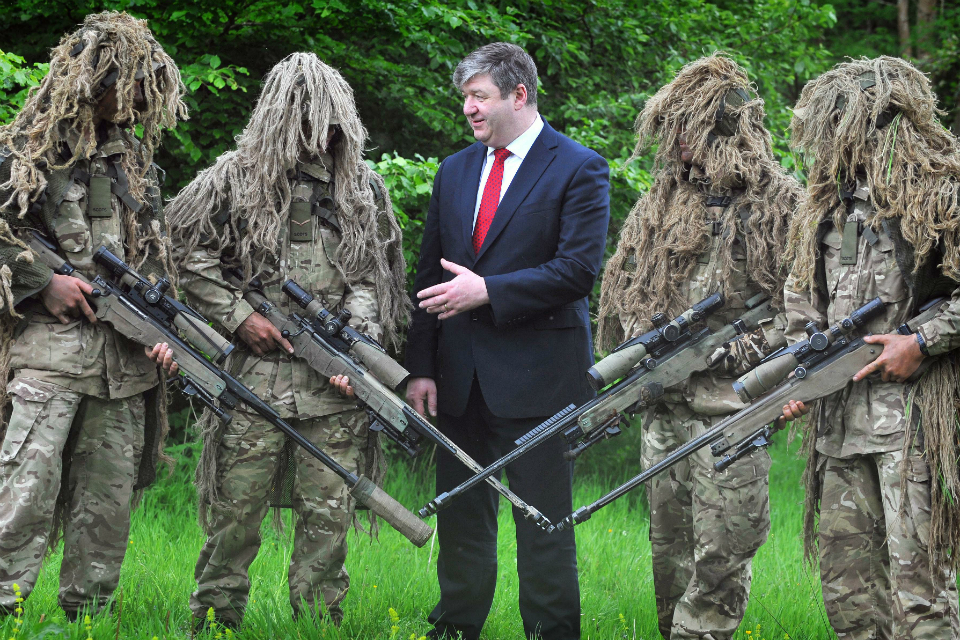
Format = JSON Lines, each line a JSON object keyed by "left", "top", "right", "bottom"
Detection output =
{"left": 514, "top": 83, "right": 529, "bottom": 110}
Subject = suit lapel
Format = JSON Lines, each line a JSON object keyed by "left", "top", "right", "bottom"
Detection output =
{"left": 474, "top": 125, "right": 557, "bottom": 262}
{"left": 457, "top": 144, "right": 487, "bottom": 266}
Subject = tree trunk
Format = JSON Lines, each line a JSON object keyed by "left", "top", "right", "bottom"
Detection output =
{"left": 917, "top": 0, "right": 937, "bottom": 58}
{"left": 898, "top": 0, "right": 913, "bottom": 58}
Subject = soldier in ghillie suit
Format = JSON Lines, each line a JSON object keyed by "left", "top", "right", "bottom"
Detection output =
{"left": 784, "top": 56, "right": 960, "bottom": 637}
{"left": 0, "top": 11, "right": 185, "bottom": 619}
{"left": 597, "top": 54, "right": 802, "bottom": 640}
{"left": 164, "top": 52, "right": 408, "bottom": 628}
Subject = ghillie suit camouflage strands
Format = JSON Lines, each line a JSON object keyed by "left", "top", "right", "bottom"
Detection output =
{"left": 166, "top": 52, "right": 409, "bottom": 349}
{"left": 597, "top": 54, "right": 798, "bottom": 348}
{"left": 0, "top": 11, "right": 186, "bottom": 228}
{"left": 788, "top": 56, "right": 960, "bottom": 572}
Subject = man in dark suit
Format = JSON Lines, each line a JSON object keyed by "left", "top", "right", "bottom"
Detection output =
{"left": 404, "top": 42, "right": 610, "bottom": 640}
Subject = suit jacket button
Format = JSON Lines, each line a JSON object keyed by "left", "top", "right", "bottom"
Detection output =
{"left": 470, "top": 310, "right": 478, "bottom": 321}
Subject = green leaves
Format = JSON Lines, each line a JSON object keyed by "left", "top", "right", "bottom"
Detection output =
{"left": 0, "top": 49, "right": 47, "bottom": 124}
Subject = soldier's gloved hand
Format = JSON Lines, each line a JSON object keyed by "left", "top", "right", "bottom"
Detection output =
{"left": 145, "top": 342, "right": 179, "bottom": 376}
{"left": 705, "top": 328, "right": 773, "bottom": 376}
{"left": 40, "top": 274, "right": 97, "bottom": 324}
{"left": 236, "top": 312, "right": 294, "bottom": 357}
{"left": 330, "top": 374, "right": 355, "bottom": 398}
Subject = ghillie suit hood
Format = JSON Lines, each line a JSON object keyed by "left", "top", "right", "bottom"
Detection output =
{"left": 166, "top": 52, "right": 409, "bottom": 349}
{"left": 0, "top": 11, "right": 186, "bottom": 226}
{"left": 597, "top": 54, "right": 799, "bottom": 348}
{"left": 788, "top": 57, "right": 960, "bottom": 572}
{"left": 0, "top": 11, "right": 186, "bottom": 550}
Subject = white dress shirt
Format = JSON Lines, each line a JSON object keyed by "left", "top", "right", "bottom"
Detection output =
{"left": 473, "top": 114, "right": 544, "bottom": 229}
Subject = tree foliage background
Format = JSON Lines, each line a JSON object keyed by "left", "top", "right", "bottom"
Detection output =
{"left": 1, "top": 0, "right": 957, "bottom": 286}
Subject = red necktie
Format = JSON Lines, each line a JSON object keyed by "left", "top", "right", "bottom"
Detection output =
{"left": 473, "top": 148, "right": 511, "bottom": 254}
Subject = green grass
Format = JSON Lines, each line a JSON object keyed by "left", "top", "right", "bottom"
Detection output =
{"left": 1, "top": 434, "right": 833, "bottom": 640}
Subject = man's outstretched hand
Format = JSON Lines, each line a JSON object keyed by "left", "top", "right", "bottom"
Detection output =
{"left": 418, "top": 259, "right": 489, "bottom": 320}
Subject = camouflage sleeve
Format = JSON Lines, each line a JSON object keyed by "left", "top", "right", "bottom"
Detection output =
{"left": 0, "top": 199, "right": 54, "bottom": 309}
{"left": 917, "top": 285, "right": 960, "bottom": 357}
{"left": 0, "top": 237, "right": 53, "bottom": 308}
{"left": 705, "top": 311, "right": 789, "bottom": 376}
{"left": 343, "top": 279, "right": 383, "bottom": 344}
{"left": 783, "top": 273, "right": 828, "bottom": 346}
{"left": 760, "top": 311, "right": 789, "bottom": 351}
{"left": 178, "top": 246, "right": 255, "bottom": 334}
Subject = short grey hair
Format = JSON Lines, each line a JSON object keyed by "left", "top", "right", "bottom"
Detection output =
{"left": 453, "top": 42, "right": 538, "bottom": 107}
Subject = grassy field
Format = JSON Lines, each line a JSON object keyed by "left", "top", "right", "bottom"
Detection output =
{"left": 1, "top": 432, "right": 835, "bottom": 640}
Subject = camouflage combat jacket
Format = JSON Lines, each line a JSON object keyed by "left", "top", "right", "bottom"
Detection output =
{"left": 178, "top": 154, "right": 383, "bottom": 420}
{"left": 621, "top": 169, "right": 787, "bottom": 417}
{"left": 1, "top": 124, "right": 163, "bottom": 399}
{"left": 784, "top": 176, "right": 960, "bottom": 457}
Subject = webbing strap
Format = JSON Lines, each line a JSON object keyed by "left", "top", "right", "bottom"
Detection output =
{"left": 840, "top": 220, "right": 860, "bottom": 265}
{"left": 110, "top": 160, "right": 143, "bottom": 212}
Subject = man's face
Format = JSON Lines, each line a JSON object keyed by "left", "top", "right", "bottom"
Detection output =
{"left": 462, "top": 73, "right": 520, "bottom": 148}
{"left": 95, "top": 78, "right": 145, "bottom": 125}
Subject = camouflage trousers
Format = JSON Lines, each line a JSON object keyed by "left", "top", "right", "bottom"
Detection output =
{"left": 818, "top": 450, "right": 960, "bottom": 639}
{"left": 643, "top": 402, "right": 771, "bottom": 640}
{"left": 0, "top": 377, "right": 144, "bottom": 615}
{"left": 191, "top": 408, "right": 367, "bottom": 626}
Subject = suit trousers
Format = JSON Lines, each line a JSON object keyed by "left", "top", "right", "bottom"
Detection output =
{"left": 429, "top": 378, "right": 580, "bottom": 640}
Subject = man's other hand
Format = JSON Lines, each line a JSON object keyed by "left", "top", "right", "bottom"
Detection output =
{"left": 40, "top": 274, "right": 97, "bottom": 324}
{"left": 775, "top": 399, "right": 808, "bottom": 429}
{"left": 853, "top": 333, "right": 926, "bottom": 383}
{"left": 417, "top": 259, "right": 489, "bottom": 320}
{"left": 407, "top": 377, "right": 438, "bottom": 418}
{"left": 236, "top": 312, "right": 294, "bottom": 357}
{"left": 330, "top": 374, "right": 356, "bottom": 398}
{"left": 145, "top": 342, "right": 179, "bottom": 376}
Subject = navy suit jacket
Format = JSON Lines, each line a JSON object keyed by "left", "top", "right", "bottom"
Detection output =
{"left": 405, "top": 120, "right": 610, "bottom": 419}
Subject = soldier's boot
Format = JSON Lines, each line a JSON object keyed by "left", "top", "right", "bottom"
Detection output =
{"left": 292, "top": 604, "right": 343, "bottom": 627}
{"left": 193, "top": 610, "right": 241, "bottom": 634}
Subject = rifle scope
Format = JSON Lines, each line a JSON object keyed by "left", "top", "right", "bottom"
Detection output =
{"left": 733, "top": 297, "right": 885, "bottom": 402}
{"left": 281, "top": 279, "right": 411, "bottom": 391}
{"left": 92, "top": 247, "right": 234, "bottom": 365}
{"left": 587, "top": 292, "right": 724, "bottom": 390}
